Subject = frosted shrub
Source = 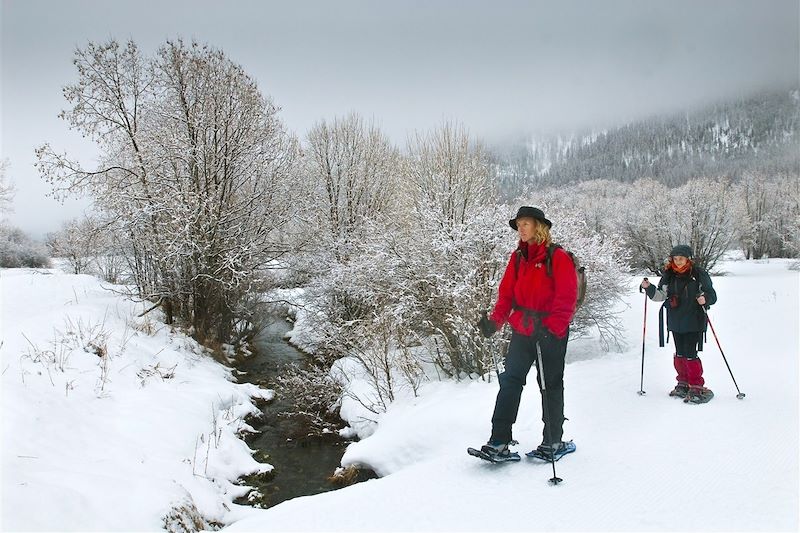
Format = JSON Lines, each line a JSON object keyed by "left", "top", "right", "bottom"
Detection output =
{"left": 0, "top": 226, "right": 49, "bottom": 268}
{"left": 274, "top": 363, "right": 344, "bottom": 436}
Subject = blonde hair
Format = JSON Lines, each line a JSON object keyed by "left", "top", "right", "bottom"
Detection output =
{"left": 522, "top": 218, "right": 552, "bottom": 246}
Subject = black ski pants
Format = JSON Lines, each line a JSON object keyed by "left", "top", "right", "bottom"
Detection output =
{"left": 673, "top": 331, "right": 701, "bottom": 359}
{"left": 490, "top": 329, "right": 568, "bottom": 445}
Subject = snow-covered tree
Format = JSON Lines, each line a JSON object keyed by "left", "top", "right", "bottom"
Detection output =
{"left": 670, "top": 177, "right": 745, "bottom": 270}
{"left": 36, "top": 39, "right": 301, "bottom": 343}
{"left": 591, "top": 177, "right": 742, "bottom": 272}
{"left": 563, "top": 179, "right": 631, "bottom": 235}
{"left": 404, "top": 120, "right": 493, "bottom": 227}
{"left": 739, "top": 172, "right": 800, "bottom": 259}
{"left": 782, "top": 176, "right": 800, "bottom": 261}
{"left": 0, "top": 162, "right": 48, "bottom": 269}
{"left": 305, "top": 113, "right": 400, "bottom": 263}
{"left": 46, "top": 216, "right": 102, "bottom": 275}
{"left": 0, "top": 227, "right": 49, "bottom": 268}
{"left": 0, "top": 159, "right": 13, "bottom": 219}
{"left": 608, "top": 178, "right": 675, "bottom": 273}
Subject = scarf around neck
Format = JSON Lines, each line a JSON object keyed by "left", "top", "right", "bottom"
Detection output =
{"left": 667, "top": 258, "right": 693, "bottom": 275}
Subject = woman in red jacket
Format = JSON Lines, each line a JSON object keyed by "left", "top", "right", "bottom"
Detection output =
{"left": 476, "top": 206, "right": 578, "bottom": 462}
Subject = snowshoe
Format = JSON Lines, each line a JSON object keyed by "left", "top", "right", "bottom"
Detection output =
{"left": 669, "top": 382, "right": 689, "bottom": 399}
{"left": 467, "top": 441, "right": 520, "bottom": 463}
{"left": 684, "top": 386, "right": 714, "bottom": 404}
{"left": 525, "top": 440, "right": 576, "bottom": 462}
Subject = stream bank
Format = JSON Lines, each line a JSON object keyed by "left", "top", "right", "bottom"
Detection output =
{"left": 233, "top": 318, "right": 376, "bottom": 508}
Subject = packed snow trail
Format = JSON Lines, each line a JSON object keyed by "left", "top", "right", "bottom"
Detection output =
{"left": 225, "top": 258, "right": 798, "bottom": 531}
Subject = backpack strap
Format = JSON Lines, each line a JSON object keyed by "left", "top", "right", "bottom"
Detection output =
{"left": 512, "top": 247, "right": 526, "bottom": 309}
{"left": 545, "top": 243, "right": 560, "bottom": 276}
{"left": 517, "top": 243, "right": 576, "bottom": 279}
{"left": 516, "top": 244, "right": 559, "bottom": 276}
{"left": 691, "top": 267, "right": 709, "bottom": 295}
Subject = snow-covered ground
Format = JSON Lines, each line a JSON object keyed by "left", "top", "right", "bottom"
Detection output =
{"left": 2, "top": 256, "right": 798, "bottom": 531}
{"left": 1, "top": 268, "right": 273, "bottom": 530}
{"left": 226, "top": 257, "right": 799, "bottom": 531}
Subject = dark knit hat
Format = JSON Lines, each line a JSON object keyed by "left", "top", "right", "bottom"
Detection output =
{"left": 670, "top": 244, "right": 693, "bottom": 258}
{"left": 509, "top": 206, "right": 552, "bottom": 230}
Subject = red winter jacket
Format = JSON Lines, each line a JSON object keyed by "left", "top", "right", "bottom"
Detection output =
{"left": 489, "top": 241, "right": 578, "bottom": 338}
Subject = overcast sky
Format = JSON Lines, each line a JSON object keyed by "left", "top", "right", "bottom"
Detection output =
{"left": 2, "top": 0, "right": 798, "bottom": 237}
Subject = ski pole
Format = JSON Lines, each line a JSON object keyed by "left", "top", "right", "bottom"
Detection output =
{"left": 535, "top": 340, "right": 562, "bottom": 485}
{"left": 488, "top": 335, "right": 504, "bottom": 381}
{"left": 703, "top": 308, "right": 746, "bottom": 399}
{"left": 637, "top": 278, "right": 648, "bottom": 395}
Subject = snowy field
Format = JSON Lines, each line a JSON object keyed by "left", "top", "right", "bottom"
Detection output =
{"left": 2, "top": 256, "right": 798, "bottom": 531}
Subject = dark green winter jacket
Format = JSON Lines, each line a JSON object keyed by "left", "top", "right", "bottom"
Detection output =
{"left": 645, "top": 267, "right": 717, "bottom": 333}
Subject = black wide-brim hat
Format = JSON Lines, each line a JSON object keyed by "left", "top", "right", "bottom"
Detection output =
{"left": 509, "top": 206, "right": 552, "bottom": 230}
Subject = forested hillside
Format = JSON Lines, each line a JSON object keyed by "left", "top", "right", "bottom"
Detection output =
{"left": 494, "top": 88, "right": 800, "bottom": 198}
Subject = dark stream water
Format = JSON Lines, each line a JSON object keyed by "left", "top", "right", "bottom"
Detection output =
{"left": 234, "top": 319, "right": 372, "bottom": 508}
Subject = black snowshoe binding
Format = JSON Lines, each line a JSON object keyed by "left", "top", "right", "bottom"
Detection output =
{"left": 468, "top": 440, "right": 521, "bottom": 463}
{"left": 525, "top": 440, "right": 576, "bottom": 462}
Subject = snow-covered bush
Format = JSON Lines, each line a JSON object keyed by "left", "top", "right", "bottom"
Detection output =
{"left": 738, "top": 172, "right": 800, "bottom": 259}
{"left": 46, "top": 216, "right": 103, "bottom": 275}
{"left": 45, "top": 214, "right": 131, "bottom": 283}
{"left": 294, "top": 122, "right": 504, "bottom": 381}
{"left": 0, "top": 226, "right": 49, "bottom": 268}
{"left": 389, "top": 121, "right": 501, "bottom": 378}
{"left": 0, "top": 159, "right": 13, "bottom": 217}
{"left": 669, "top": 177, "right": 745, "bottom": 270}
{"left": 589, "top": 177, "right": 743, "bottom": 273}
{"left": 390, "top": 204, "right": 510, "bottom": 378}
{"left": 273, "top": 362, "right": 344, "bottom": 437}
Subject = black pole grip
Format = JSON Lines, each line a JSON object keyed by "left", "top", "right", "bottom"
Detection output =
{"left": 639, "top": 277, "right": 649, "bottom": 293}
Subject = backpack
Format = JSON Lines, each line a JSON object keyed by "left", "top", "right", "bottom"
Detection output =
{"left": 515, "top": 243, "right": 587, "bottom": 310}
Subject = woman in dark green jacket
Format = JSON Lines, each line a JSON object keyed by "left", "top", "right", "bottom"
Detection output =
{"left": 640, "top": 244, "right": 717, "bottom": 404}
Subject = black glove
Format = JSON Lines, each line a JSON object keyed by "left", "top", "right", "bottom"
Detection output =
{"left": 477, "top": 314, "right": 497, "bottom": 338}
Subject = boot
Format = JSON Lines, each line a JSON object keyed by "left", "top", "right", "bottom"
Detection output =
{"left": 480, "top": 440, "right": 521, "bottom": 462}
{"left": 685, "top": 386, "right": 714, "bottom": 404}
{"left": 530, "top": 440, "right": 577, "bottom": 461}
{"left": 669, "top": 382, "right": 689, "bottom": 398}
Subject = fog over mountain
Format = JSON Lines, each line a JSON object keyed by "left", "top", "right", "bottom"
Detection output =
{"left": 493, "top": 88, "right": 800, "bottom": 197}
